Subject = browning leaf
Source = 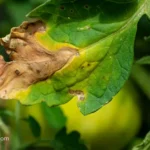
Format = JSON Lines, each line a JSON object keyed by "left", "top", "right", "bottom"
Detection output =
{"left": 0, "top": 21, "right": 77, "bottom": 99}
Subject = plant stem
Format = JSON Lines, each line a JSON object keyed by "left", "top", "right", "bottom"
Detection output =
{"left": 131, "top": 64, "right": 150, "bottom": 99}
{"left": 0, "top": 117, "right": 10, "bottom": 150}
{"left": 0, "top": 117, "right": 9, "bottom": 135}
{"left": 15, "top": 101, "right": 21, "bottom": 148}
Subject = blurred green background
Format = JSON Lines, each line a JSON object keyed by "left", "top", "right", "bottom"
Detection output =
{"left": 0, "top": 0, "right": 47, "bottom": 36}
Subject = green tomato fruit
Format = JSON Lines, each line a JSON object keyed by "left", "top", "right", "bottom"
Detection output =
{"left": 60, "top": 81, "right": 142, "bottom": 150}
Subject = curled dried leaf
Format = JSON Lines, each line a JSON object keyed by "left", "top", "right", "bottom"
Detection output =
{"left": 0, "top": 21, "right": 78, "bottom": 99}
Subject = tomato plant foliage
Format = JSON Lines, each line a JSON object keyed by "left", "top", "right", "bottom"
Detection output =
{"left": 132, "top": 132, "right": 150, "bottom": 150}
{"left": 1, "top": 0, "right": 150, "bottom": 115}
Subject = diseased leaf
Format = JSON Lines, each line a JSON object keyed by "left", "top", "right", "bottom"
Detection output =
{"left": 0, "top": 21, "right": 77, "bottom": 100}
{"left": 0, "top": 0, "right": 150, "bottom": 115}
{"left": 132, "top": 132, "right": 150, "bottom": 150}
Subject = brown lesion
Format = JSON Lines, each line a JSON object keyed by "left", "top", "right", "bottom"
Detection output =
{"left": 0, "top": 21, "right": 78, "bottom": 99}
{"left": 69, "top": 89, "right": 85, "bottom": 101}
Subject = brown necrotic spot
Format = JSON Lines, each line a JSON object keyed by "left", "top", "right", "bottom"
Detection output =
{"left": 87, "top": 63, "right": 90, "bottom": 67}
{"left": 15, "top": 70, "right": 20, "bottom": 76}
{"left": 36, "top": 69, "right": 41, "bottom": 74}
{"left": 69, "top": 90, "right": 85, "bottom": 101}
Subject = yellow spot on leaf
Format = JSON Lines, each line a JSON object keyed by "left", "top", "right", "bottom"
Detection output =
{"left": 35, "top": 32, "right": 78, "bottom": 51}
{"left": 9, "top": 87, "right": 31, "bottom": 103}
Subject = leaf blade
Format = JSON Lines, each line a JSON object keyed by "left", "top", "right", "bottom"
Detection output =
{"left": 1, "top": 0, "right": 150, "bottom": 115}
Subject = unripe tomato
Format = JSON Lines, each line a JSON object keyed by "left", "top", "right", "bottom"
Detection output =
{"left": 60, "top": 81, "right": 142, "bottom": 150}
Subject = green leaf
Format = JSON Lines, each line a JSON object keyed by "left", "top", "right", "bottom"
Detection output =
{"left": 132, "top": 132, "right": 150, "bottom": 150}
{"left": 0, "top": 109, "right": 14, "bottom": 117}
{"left": 136, "top": 56, "right": 150, "bottom": 65}
{"left": 51, "top": 127, "right": 88, "bottom": 150}
{"left": 41, "top": 103, "right": 67, "bottom": 129}
{"left": 1, "top": 0, "right": 150, "bottom": 115}
{"left": 23, "top": 116, "right": 41, "bottom": 138}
